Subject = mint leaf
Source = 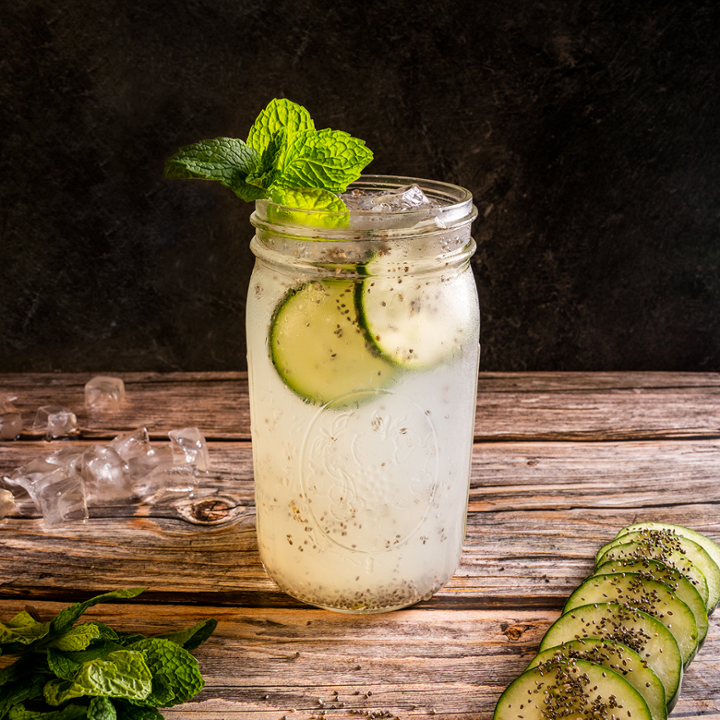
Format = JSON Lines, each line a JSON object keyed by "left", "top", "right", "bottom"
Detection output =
{"left": 113, "top": 634, "right": 145, "bottom": 648}
{"left": 87, "top": 697, "right": 116, "bottom": 720}
{"left": 165, "top": 99, "right": 374, "bottom": 212}
{"left": 127, "top": 639, "right": 203, "bottom": 707}
{"left": 246, "top": 128, "right": 287, "bottom": 190}
{"left": 8, "top": 703, "right": 87, "bottom": 720}
{"left": 273, "top": 128, "right": 373, "bottom": 192}
{"left": 43, "top": 651, "right": 152, "bottom": 706}
{"left": 164, "top": 138, "right": 265, "bottom": 202}
{"left": 247, "top": 98, "right": 314, "bottom": 154}
{"left": 0, "top": 675, "right": 48, "bottom": 720}
{"left": 112, "top": 704, "right": 162, "bottom": 720}
{"left": 47, "top": 648, "right": 81, "bottom": 682}
{"left": 48, "top": 624, "right": 101, "bottom": 653}
{"left": 267, "top": 187, "right": 350, "bottom": 229}
{"left": 64, "top": 641, "right": 127, "bottom": 666}
{"left": 152, "top": 619, "right": 217, "bottom": 652}
{"left": 50, "top": 590, "right": 145, "bottom": 637}
{"left": 0, "top": 612, "right": 51, "bottom": 647}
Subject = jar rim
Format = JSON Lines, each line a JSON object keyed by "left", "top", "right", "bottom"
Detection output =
{"left": 251, "top": 174, "right": 477, "bottom": 239}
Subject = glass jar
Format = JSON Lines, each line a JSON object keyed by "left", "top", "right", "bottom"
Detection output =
{"left": 246, "top": 175, "right": 479, "bottom": 613}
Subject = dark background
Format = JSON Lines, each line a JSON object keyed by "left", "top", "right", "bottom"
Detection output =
{"left": 2, "top": 0, "right": 719, "bottom": 373}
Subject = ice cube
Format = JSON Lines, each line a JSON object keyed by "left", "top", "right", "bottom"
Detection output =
{"left": 0, "top": 395, "right": 18, "bottom": 413}
{"left": 34, "top": 470, "right": 88, "bottom": 527}
{"left": 126, "top": 445, "right": 174, "bottom": 483}
{"left": 0, "top": 488, "right": 15, "bottom": 519}
{"left": 134, "top": 465, "right": 198, "bottom": 505}
{"left": 109, "top": 427, "right": 152, "bottom": 461}
{"left": 33, "top": 405, "right": 77, "bottom": 438}
{"left": 2, "top": 459, "right": 87, "bottom": 526}
{"left": 341, "top": 184, "right": 438, "bottom": 213}
{"left": 0, "top": 413, "right": 23, "bottom": 440}
{"left": 85, "top": 376, "right": 126, "bottom": 410}
{"left": 81, "top": 445, "right": 132, "bottom": 503}
{"left": 46, "top": 447, "right": 84, "bottom": 475}
{"left": 168, "top": 427, "right": 210, "bottom": 471}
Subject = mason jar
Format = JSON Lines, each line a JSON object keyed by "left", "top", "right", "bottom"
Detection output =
{"left": 246, "top": 175, "right": 479, "bottom": 613}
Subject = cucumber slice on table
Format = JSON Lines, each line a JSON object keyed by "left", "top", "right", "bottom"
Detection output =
{"left": 356, "top": 257, "right": 475, "bottom": 369}
{"left": 596, "top": 530, "right": 720, "bottom": 613}
{"left": 493, "top": 656, "right": 652, "bottom": 720}
{"left": 539, "top": 602, "right": 683, "bottom": 710}
{"left": 563, "top": 573, "right": 698, "bottom": 666}
{"left": 269, "top": 279, "right": 395, "bottom": 405}
{"left": 616, "top": 522, "right": 720, "bottom": 577}
{"left": 594, "top": 558, "right": 709, "bottom": 646}
{"left": 526, "top": 639, "right": 666, "bottom": 720}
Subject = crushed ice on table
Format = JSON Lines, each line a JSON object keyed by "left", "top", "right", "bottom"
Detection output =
{"left": 0, "top": 425, "right": 213, "bottom": 528}
{"left": 33, "top": 405, "right": 77, "bottom": 439}
{"left": 3, "top": 461, "right": 88, "bottom": 526}
{"left": 0, "top": 395, "right": 18, "bottom": 413}
{"left": 81, "top": 445, "right": 132, "bottom": 503}
{"left": 85, "top": 376, "right": 126, "bottom": 410}
{"left": 168, "top": 427, "right": 210, "bottom": 471}
{"left": 109, "top": 426, "right": 152, "bottom": 460}
{"left": 34, "top": 471, "right": 88, "bottom": 527}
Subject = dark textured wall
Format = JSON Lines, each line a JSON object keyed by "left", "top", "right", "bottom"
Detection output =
{"left": 2, "top": 0, "right": 719, "bottom": 372}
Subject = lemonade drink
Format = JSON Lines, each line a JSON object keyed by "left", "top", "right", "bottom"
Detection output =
{"left": 246, "top": 176, "right": 479, "bottom": 612}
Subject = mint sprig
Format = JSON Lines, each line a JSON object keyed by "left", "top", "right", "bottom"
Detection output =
{"left": 164, "top": 98, "right": 373, "bottom": 213}
{"left": 0, "top": 589, "right": 216, "bottom": 720}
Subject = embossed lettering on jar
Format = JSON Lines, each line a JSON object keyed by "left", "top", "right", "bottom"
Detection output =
{"left": 246, "top": 176, "right": 480, "bottom": 613}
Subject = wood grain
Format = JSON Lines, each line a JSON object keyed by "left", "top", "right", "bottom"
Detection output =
{"left": 1, "top": 372, "right": 720, "bottom": 719}
{"left": 2, "top": 371, "right": 720, "bottom": 441}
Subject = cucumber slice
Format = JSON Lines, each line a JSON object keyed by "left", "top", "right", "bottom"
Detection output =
{"left": 595, "top": 541, "right": 710, "bottom": 614}
{"left": 269, "top": 279, "right": 395, "bottom": 405}
{"left": 356, "top": 257, "right": 475, "bottom": 369}
{"left": 563, "top": 573, "right": 698, "bottom": 666}
{"left": 596, "top": 530, "right": 720, "bottom": 613}
{"left": 526, "top": 640, "right": 666, "bottom": 720}
{"left": 539, "top": 602, "right": 683, "bottom": 709}
{"left": 493, "top": 656, "right": 652, "bottom": 720}
{"left": 594, "top": 558, "right": 709, "bottom": 646}
{"left": 616, "top": 523, "right": 720, "bottom": 581}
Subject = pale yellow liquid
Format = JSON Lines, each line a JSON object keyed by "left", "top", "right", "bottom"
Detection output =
{"left": 246, "top": 244, "right": 479, "bottom": 612}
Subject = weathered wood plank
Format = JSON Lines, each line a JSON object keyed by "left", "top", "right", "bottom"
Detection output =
{"left": 2, "top": 371, "right": 720, "bottom": 441}
{"left": 1, "top": 440, "right": 718, "bottom": 608}
{"left": 0, "top": 600, "right": 716, "bottom": 720}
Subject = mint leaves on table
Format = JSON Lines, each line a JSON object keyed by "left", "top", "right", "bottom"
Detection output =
{"left": 164, "top": 98, "right": 373, "bottom": 213}
{"left": 0, "top": 588, "right": 217, "bottom": 720}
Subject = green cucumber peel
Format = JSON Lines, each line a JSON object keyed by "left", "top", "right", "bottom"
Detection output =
{"left": 164, "top": 98, "right": 373, "bottom": 217}
{"left": 0, "top": 589, "right": 216, "bottom": 720}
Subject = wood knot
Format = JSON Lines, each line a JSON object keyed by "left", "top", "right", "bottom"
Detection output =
{"left": 175, "top": 494, "right": 246, "bottom": 525}
{"left": 192, "top": 499, "right": 232, "bottom": 522}
{"left": 502, "top": 624, "right": 528, "bottom": 641}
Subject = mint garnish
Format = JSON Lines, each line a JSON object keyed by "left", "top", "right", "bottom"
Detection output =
{"left": 164, "top": 98, "right": 373, "bottom": 213}
{"left": 0, "top": 589, "right": 216, "bottom": 720}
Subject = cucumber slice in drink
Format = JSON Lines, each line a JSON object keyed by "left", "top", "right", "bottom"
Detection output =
{"left": 596, "top": 530, "right": 720, "bottom": 613}
{"left": 615, "top": 523, "right": 720, "bottom": 579}
{"left": 525, "top": 640, "right": 666, "bottom": 720}
{"left": 269, "top": 279, "right": 395, "bottom": 405}
{"left": 563, "top": 573, "right": 698, "bottom": 666}
{"left": 493, "top": 656, "right": 652, "bottom": 720}
{"left": 539, "top": 602, "right": 683, "bottom": 709}
{"left": 594, "top": 558, "right": 709, "bottom": 646}
{"left": 356, "top": 256, "right": 475, "bottom": 369}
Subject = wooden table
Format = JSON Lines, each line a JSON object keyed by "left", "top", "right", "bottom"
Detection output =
{"left": 1, "top": 371, "right": 719, "bottom": 719}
